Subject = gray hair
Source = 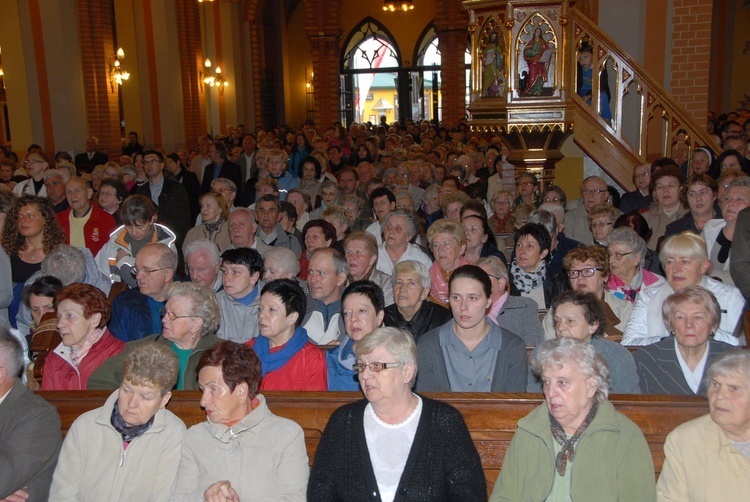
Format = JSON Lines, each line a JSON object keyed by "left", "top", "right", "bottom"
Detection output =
{"left": 382, "top": 209, "right": 419, "bottom": 240}
{"left": 528, "top": 209, "right": 556, "bottom": 238}
{"left": 354, "top": 327, "right": 418, "bottom": 386}
{"left": 166, "top": 282, "right": 220, "bottom": 338}
{"left": 662, "top": 285, "right": 721, "bottom": 334}
{"left": 122, "top": 165, "right": 137, "bottom": 178}
{"left": 43, "top": 168, "right": 70, "bottom": 183}
{"left": 310, "top": 247, "right": 349, "bottom": 276}
{"left": 393, "top": 260, "right": 431, "bottom": 290}
{"left": 730, "top": 177, "right": 750, "bottom": 190}
{"left": 212, "top": 177, "right": 237, "bottom": 193}
{"left": 41, "top": 245, "right": 86, "bottom": 284}
{"left": 531, "top": 337, "right": 610, "bottom": 403}
{"left": 606, "top": 227, "right": 647, "bottom": 264}
{"left": 184, "top": 239, "right": 221, "bottom": 265}
{"left": 705, "top": 349, "right": 750, "bottom": 389}
{"left": 538, "top": 202, "right": 563, "bottom": 229}
{"left": 476, "top": 255, "right": 509, "bottom": 282}
{"left": 0, "top": 327, "right": 23, "bottom": 378}
{"left": 424, "top": 183, "right": 439, "bottom": 200}
{"left": 263, "top": 247, "right": 300, "bottom": 277}
{"left": 339, "top": 193, "right": 364, "bottom": 211}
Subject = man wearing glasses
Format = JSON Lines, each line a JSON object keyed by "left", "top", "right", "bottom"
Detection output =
{"left": 564, "top": 176, "right": 611, "bottom": 246}
{"left": 620, "top": 164, "right": 653, "bottom": 215}
{"left": 109, "top": 243, "right": 177, "bottom": 342}
{"left": 135, "top": 150, "right": 191, "bottom": 249}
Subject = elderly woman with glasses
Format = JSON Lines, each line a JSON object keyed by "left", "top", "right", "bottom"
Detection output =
{"left": 657, "top": 349, "right": 750, "bottom": 500}
{"left": 309, "top": 327, "right": 487, "bottom": 501}
{"left": 491, "top": 338, "right": 655, "bottom": 501}
{"left": 88, "top": 282, "right": 222, "bottom": 391}
{"left": 622, "top": 232, "right": 745, "bottom": 346}
{"left": 542, "top": 246, "right": 633, "bottom": 341}
{"left": 588, "top": 204, "right": 621, "bottom": 246}
{"left": 49, "top": 343, "right": 185, "bottom": 501}
{"left": 634, "top": 285, "right": 733, "bottom": 395}
{"left": 606, "top": 226, "right": 665, "bottom": 302}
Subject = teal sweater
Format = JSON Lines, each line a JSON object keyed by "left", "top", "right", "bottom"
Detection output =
{"left": 490, "top": 400, "right": 656, "bottom": 501}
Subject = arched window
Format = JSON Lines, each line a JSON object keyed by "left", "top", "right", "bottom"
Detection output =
{"left": 340, "top": 19, "right": 401, "bottom": 126}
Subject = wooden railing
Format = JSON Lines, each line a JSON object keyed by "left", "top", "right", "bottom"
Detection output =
{"left": 40, "top": 390, "right": 708, "bottom": 495}
{"left": 569, "top": 8, "right": 720, "bottom": 189}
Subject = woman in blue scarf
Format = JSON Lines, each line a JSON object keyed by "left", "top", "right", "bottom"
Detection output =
{"left": 249, "top": 278, "right": 327, "bottom": 390}
{"left": 327, "top": 280, "right": 385, "bottom": 391}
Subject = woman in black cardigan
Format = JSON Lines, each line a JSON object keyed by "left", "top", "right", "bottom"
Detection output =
{"left": 307, "top": 327, "right": 487, "bottom": 501}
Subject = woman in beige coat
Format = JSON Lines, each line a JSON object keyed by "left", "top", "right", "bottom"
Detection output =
{"left": 657, "top": 349, "right": 750, "bottom": 500}
{"left": 49, "top": 343, "right": 185, "bottom": 501}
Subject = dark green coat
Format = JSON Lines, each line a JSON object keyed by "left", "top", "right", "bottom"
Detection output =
{"left": 87, "top": 333, "right": 221, "bottom": 391}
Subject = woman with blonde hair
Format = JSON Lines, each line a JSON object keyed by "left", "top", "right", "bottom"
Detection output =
{"left": 182, "top": 191, "right": 231, "bottom": 255}
{"left": 426, "top": 219, "right": 468, "bottom": 308}
{"left": 588, "top": 204, "right": 622, "bottom": 246}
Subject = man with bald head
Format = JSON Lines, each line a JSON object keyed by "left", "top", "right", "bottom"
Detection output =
{"left": 55, "top": 177, "right": 116, "bottom": 256}
{"left": 109, "top": 243, "right": 178, "bottom": 342}
{"left": 564, "top": 176, "right": 611, "bottom": 245}
{"left": 619, "top": 164, "right": 653, "bottom": 215}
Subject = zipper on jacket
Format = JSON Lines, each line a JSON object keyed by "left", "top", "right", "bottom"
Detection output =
{"left": 119, "top": 449, "right": 126, "bottom": 467}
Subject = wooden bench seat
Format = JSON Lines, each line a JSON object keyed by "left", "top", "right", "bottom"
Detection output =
{"left": 38, "top": 391, "right": 708, "bottom": 493}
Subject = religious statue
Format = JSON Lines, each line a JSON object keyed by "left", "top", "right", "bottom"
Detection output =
{"left": 482, "top": 30, "right": 506, "bottom": 97}
{"left": 522, "top": 27, "right": 555, "bottom": 96}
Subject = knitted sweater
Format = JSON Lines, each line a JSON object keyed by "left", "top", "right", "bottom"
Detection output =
{"left": 308, "top": 396, "right": 487, "bottom": 501}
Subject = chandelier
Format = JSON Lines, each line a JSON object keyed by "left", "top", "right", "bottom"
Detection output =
{"left": 382, "top": 0, "right": 414, "bottom": 12}
{"left": 110, "top": 48, "right": 130, "bottom": 91}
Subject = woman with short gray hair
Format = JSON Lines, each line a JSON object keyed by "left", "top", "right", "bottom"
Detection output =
{"left": 88, "top": 282, "right": 222, "bottom": 391}
{"left": 375, "top": 209, "right": 432, "bottom": 276}
{"left": 491, "top": 337, "right": 656, "bottom": 501}
{"left": 657, "top": 349, "right": 750, "bottom": 499}
{"left": 382, "top": 260, "right": 452, "bottom": 341}
{"left": 606, "top": 226, "right": 664, "bottom": 302}
{"left": 309, "top": 328, "right": 486, "bottom": 500}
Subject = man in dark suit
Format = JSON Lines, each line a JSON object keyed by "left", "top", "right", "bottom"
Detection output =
{"left": 137, "top": 150, "right": 191, "bottom": 247}
{"left": 74, "top": 136, "right": 109, "bottom": 173}
{"left": 0, "top": 328, "right": 62, "bottom": 500}
{"left": 237, "top": 134, "right": 257, "bottom": 188}
{"left": 200, "top": 142, "right": 242, "bottom": 195}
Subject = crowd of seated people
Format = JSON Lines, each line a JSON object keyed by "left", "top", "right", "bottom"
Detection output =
{"left": 2, "top": 110, "right": 750, "bottom": 499}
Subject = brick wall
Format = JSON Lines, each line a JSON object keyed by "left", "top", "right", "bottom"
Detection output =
{"left": 77, "top": 0, "right": 121, "bottom": 160}
{"left": 669, "top": 0, "right": 713, "bottom": 123}
{"left": 176, "top": 0, "right": 207, "bottom": 149}
{"left": 435, "top": 0, "right": 469, "bottom": 125}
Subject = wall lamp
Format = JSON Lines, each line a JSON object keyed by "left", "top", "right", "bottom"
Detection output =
{"left": 110, "top": 48, "right": 130, "bottom": 91}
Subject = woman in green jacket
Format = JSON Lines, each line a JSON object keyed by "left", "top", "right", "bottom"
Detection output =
{"left": 490, "top": 337, "right": 656, "bottom": 501}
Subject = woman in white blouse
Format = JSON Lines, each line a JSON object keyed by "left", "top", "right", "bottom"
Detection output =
{"left": 307, "top": 327, "right": 486, "bottom": 501}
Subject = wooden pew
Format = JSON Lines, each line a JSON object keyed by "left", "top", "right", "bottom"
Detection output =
{"left": 38, "top": 391, "right": 708, "bottom": 494}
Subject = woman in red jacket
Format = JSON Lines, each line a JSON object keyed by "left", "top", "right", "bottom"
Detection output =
{"left": 41, "top": 283, "right": 124, "bottom": 390}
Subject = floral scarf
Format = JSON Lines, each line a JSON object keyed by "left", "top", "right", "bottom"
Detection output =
{"left": 110, "top": 400, "right": 154, "bottom": 444}
{"left": 510, "top": 259, "right": 546, "bottom": 294}
{"left": 70, "top": 327, "right": 105, "bottom": 367}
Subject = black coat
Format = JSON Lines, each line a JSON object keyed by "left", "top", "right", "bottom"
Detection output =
{"left": 383, "top": 301, "right": 453, "bottom": 342}
{"left": 200, "top": 160, "right": 242, "bottom": 195}
{"left": 74, "top": 151, "right": 109, "bottom": 171}
{"left": 135, "top": 178, "right": 191, "bottom": 245}
{"left": 175, "top": 169, "right": 201, "bottom": 224}
{"left": 307, "top": 397, "right": 487, "bottom": 502}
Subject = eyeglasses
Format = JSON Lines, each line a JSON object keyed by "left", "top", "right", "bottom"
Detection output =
{"left": 582, "top": 189, "right": 607, "bottom": 196}
{"left": 159, "top": 308, "right": 196, "bottom": 321}
{"left": 590, "top": 221, "right": 613, "bottom": 229}
{"left": 608, "top": 251, "right": 633, "bottom": 260}
{"left": 143, "top": 159, "right": 160, "bottom": 165}
{"left": 566, "top": 267, "right": 604, "bottom": 279}
{"left": 131, "top": 266, "right": 170, "bottom": 277}
{"left": 23, "top": 159, "right": 45, "bottom": 166}
{"left": 543, "top": 197, "right": 561, "bottom": 203}
{"left": 352, "top": 362, "right": 402, "bottom": 373}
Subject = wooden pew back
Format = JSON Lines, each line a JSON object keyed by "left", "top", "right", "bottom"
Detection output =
{"left": 38, "top": 391, "right": 708, "bottom": 493}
